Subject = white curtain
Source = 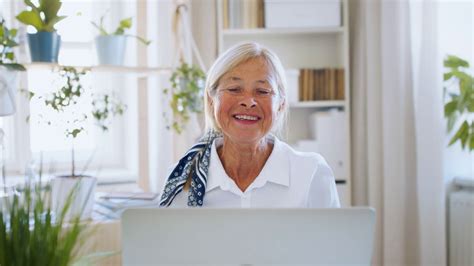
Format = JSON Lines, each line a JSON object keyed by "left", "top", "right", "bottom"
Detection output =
{"left": 146, "top": 0, "right": 204, "bottom": 192}
{"left": 350, "top": 0, "right": 445, "bottom": 265}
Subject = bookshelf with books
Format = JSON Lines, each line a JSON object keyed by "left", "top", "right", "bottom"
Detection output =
{"left": 217, "top": 0, "right": 352, "bottom": 206}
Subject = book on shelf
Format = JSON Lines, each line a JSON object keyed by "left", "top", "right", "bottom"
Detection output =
{"left": 298, "top": 68, "right": 345, "bottom": 102}
{"left": 223, "top": 0, "right": 265, "bottom": 29}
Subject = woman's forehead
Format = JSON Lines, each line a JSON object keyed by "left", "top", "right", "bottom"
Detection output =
{"left": 221, "top": 58, "right": 273, "bottom": 83}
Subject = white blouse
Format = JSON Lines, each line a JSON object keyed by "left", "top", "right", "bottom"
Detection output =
{"left": 165, "top": 136, "right": 340, "bottom": 208}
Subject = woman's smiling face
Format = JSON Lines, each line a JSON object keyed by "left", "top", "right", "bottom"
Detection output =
{"left": 210, "top": 57, "right": 282, "bottom": 144}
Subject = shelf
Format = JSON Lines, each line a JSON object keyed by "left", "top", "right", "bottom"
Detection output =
{"left": 289, "top": 100, "right": 345, "bottom": 108}
{"left": 24, "top": 63, "right": 172, "bottom": 76}
{"left": 222, "top": 27, "right": 344, "bottom": 36}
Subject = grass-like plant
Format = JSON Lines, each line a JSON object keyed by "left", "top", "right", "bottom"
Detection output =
{"left": 163, "top": 62, "right": 206, "bottom": 134}
{"left": 0, "top": 182, "right": 86, "bottom": 265}
{"left": 0, "top": 18, "right": 26, "bottom": 71}
{"left": 444, "top": 55, "right": 474, "bottom": 152}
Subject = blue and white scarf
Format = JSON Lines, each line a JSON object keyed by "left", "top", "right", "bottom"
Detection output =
{"left": 160, "top": 130, "right": 222, "bottom": 207}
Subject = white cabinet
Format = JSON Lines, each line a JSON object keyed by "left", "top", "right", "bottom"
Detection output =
{"left": 216, "top": 0, "right": 352, "bottom": 206}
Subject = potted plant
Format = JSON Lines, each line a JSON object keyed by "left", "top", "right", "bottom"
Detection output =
{"left": 29, "top": 66, "right": 126, "bottom": 220}
{"left": 91, "top": 15, "right": 150, "bottom": 66}
{"left": 443, "top": 55, "right": 473, "bottom": 152}
{"left": 0, "top": 19, "right": 26, "bottom": 116}
{"left": 163, "top": 62, "right": 206, "bottom": 133}
{"left": 0, "top": 181, "right": 85, "bottom": 265}
{"left": 0, "top": 179, "right": 116, "bottom": 265}
{"left": 16, "top": 0, "right": 66, "bottom": 62}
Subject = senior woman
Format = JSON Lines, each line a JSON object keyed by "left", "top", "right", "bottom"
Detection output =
{"left": 160, "top": 42, "right": 340, "bottom": 208}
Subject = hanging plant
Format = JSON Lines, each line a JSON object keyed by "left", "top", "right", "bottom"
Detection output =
{"left": 92, "top": 93, "right": 127, "bottom": 131}
{"left": 163, "top": 62, "right": 206, "bottom": 134}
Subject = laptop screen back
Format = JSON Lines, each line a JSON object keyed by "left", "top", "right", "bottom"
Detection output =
{"left": 122, "top": 208, "right": 375, "bottom": 266}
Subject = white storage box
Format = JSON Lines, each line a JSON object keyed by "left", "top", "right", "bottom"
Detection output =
{"left": 285, "top": 69, "right": 300, "bottom": 104}
{"left": 264, "top": 0, "right": 341, "bottom": 28}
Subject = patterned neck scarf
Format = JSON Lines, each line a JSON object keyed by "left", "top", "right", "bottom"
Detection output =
{"left": 160, "top": 130, "right": 222, "bottom": 207}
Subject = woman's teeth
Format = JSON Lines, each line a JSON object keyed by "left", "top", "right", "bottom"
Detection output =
{"left": 234, "top": 115, "right": 258, "bottom": 121}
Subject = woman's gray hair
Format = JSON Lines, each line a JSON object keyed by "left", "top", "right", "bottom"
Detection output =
{"left": 204, "top": 42, "right": 288, "bottom": 137}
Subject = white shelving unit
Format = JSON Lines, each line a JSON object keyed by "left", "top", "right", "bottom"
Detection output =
{"left": 216, "top": 0, "right": 352, "bottom": 206}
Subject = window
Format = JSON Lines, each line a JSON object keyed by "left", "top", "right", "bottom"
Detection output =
{"left": 5, "top": 0, "right": 139, "bottom": 181}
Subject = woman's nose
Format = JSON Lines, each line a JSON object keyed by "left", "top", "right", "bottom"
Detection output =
{"left": 240, "top": 95, "right": 257, "bottom": 108}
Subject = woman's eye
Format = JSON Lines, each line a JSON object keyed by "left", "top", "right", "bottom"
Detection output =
{"left": 227, "top": 87, "right": 240, "bottom": 92}
{"left": 257, "top": 89, "right": 271, "bottom": 95}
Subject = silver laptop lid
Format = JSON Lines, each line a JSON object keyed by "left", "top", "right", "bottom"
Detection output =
{"left": 122, "top": 208, "right": 375, "bottom": 266}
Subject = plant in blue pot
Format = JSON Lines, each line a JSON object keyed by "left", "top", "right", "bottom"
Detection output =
{"left": 92, "top": 15, "right": 150, "bottom": 66}
{"left": 16, "top": 0, "right": 66, "bottom": 63}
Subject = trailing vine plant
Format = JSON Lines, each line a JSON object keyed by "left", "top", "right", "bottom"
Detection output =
{"left": 163, "top": 62, "right": 206, "bottom": 134}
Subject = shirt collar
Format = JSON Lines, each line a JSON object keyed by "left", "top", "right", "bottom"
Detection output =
{"left": 206, "top": 136, "right": 290, "bottom": 193}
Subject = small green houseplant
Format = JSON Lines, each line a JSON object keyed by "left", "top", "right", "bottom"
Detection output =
{"left": 0, "top": 19, "right": 25, "bottom": 117}
{"left": 163, "top": 62, "right": 206, "bottom": 134}
{"left": 443, "top": 55, "right": 474, "bottom": 152}
{"left": 16, "top": 0, "right": 66, "bottom": 62}
{"left": 29, "top": 66, "right": 126, "bottom": 220}
{"left": 0, "top": 19, "right": 26, "bottom": 71}
{"left": 92, "top": 15, "right": 150, "bottom": 66}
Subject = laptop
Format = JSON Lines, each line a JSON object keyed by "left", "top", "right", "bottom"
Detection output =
{"left": 122, "top": 208, "right": 375, "bottom": 266}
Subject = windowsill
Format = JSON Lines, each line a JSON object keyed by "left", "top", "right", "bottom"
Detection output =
{"left": 3, "top": 167, "right": 138, "bottom": 187}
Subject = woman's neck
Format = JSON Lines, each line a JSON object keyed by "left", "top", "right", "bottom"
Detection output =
{"left": 217, "top": 137, "right": 274, "bottom": 192}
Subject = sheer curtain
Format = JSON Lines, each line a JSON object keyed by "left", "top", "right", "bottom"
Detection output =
{"left": 350, "top": 0, "right": 445, "bottom": 265}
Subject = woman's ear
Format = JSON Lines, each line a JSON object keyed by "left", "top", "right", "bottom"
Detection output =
{"left": 208, "top": 94, "right": 213, "bottom": 106}
{"left": 278, "top": 98, "right": 286, "bottom": 112}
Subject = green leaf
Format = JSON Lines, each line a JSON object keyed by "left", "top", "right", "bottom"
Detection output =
{"left": 24, "top": 0, "right": 40, "bottom": 11}
{"left": 41, "top": 0, "right": 63, "bottom": 25}
{"left": 44, "top": 15, "right": 66, "bottom": 32}
{"left": 119, "top": 17, "right": 132, "bottom": 29}
{"left": 16, "top": 10, "right": 44, "bottom": 31}
{"left": 448, "top": 121, "right": 469, "bottom": 147}
{"left": 9, "top": 29, "right": 17, "bottom": 38}
{"left": 90, "top": 21, "right": 108, "bottom": 35}
{"left": 446, "top": 113, "right": 458, "bottom": 132}
{"left": 5, "top": 52, "right": 14, "bottom": 60}
{"left": 445, "top": 55, "right": 469, "bottom": 68}
{"left": 470, "top": 122, "right": 474, "bottom": 151}
{"left": 1, "top": 63, "right": 26, "bottom": 71}
{"left": 125, "top": 34, "right": 151, "bottom": 45}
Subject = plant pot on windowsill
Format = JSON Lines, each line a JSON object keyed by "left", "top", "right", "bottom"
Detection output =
{"left": 92, "top": 16, "right": 150, "bottom": 66}
{"left": 51, "top": 175, "right": 97, "bottom": 221}
{"left": 27, "top": 31, "right": 61, "bottom": 63}
{"left": 95, "top": 35, "right": 126, "bottom": 66}
{"left": 15, "top": 0, "right": 66, "bottom": 63}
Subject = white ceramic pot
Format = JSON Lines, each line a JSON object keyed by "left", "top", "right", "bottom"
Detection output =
{"left": 51, "top": 175, "right": 97, "bottom": 221}
{"left": 0, "top": 66, "right": 17, "bottom": 116}
{"left": 95, "top": 35, "right": 127, "bottom": 66}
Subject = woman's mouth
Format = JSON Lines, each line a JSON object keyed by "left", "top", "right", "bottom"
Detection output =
{"left": 232, "top": 114, "right": 261, "bottom": 124}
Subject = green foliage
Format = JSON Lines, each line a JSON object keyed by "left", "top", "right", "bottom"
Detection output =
{"left": 16, "top": 0, "right": 66, "bottom": 32}
{"left": 163, "top": 62, "right": 206, "bottom": 134}
{"left": 444, "top": 55, "right": 474, "bottom": 152}
{"left": 0, "top": 182, "right": 86, "bottom": 266}
{"left": 91, "top": 94, "right": 127, "bottom": 131}
{"left": 29, "top": 66, "right": 127, "bottom": 176}
{"left": 91, "top": 15, "right": 151, "bottom": 45}
{"left": 0, "top": 19, "right": 26, "bottom": 71}
{"left": 44, "top": 67, "right": 89, "bottom": 139}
